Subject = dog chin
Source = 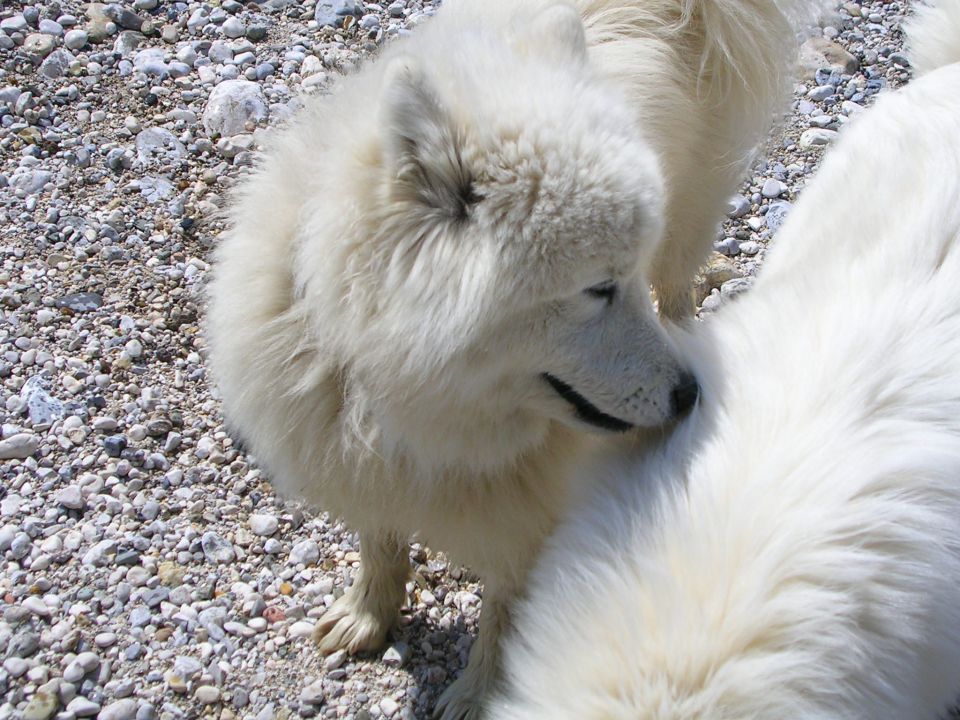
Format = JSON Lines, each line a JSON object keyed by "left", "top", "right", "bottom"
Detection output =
{"left": 541, "top": 373, "right": 635, "bottom": 433}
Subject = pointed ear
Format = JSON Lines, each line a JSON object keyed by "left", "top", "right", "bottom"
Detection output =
{"left": 381, "top": 56, "right": 478, "bottom": 221}
{"left": 531, "top": 4, "right": 587, "bottom": 65}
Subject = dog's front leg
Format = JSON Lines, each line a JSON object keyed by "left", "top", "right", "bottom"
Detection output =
{"left": 313, "top": 530, "right": 410, "bottom": 655}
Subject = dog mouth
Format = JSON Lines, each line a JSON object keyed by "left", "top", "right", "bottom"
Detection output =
{"left": 541, "top": 373, "right": 634, "bottom": 433}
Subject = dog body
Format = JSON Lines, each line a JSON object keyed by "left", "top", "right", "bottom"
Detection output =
{"left": 208, "top": 1, "right": 822, "bottom": 716}
{"left": 492, "top": 4, "right": 960, "bottom": 718}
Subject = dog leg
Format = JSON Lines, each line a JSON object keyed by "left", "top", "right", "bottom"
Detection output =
{"left": 313, "top": 530, "right": 410, "bottom": 655}
{"left": 433, "top": 584, "right": 513, "bottom": 720}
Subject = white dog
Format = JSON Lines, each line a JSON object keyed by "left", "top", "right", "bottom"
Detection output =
{"left": 208, "top": 1, "right": 824, "bottom": 716}
{"left": 491, "top": 3, "right": 960, "bottom": 718}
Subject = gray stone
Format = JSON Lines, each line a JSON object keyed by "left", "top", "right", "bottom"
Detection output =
{"left": 64, "top": 29, "right": 88, "bottom": 50}
{"left": 98, "top": 699, "right": 137, "bottom": 720}
{"left": 57, "top": 292, "right": 104, "bottom": 313}
{"left": 54, "top": 485, "right": 87, "bottom": 510}
{"left": 23, "top": 690, "right": 58, "bottom": 720}
{"left": 807, "top": 85, "right": 834, "bottom": 102}
{"left": 10, "top": 532, "right": 32, "bottom": 559}
{"left": 0, "top": 433, "right": 39, "bottom": 460}
{"left": 289, "top": 540, "right": 320, "bottom": 566}
{"left": 20, "top": 376, "right": 64, "bottom": 426}
{"left": 799, "top": 128, "right": 839, "bottom": 148}
{"left": 1, "top": 16, "right": 28, "bottom": 34}
{"left": 201, "top": 531, "right": 235, "bottom": 563}
{"left": 799, "top": 37, "right": 859, "bottom": 80}
{"left": 300, "top": 680, "right": 324, "bottom": 706}
{"left": 66, "top": 697, "right": 101, "bottom": 717}
{"left": 24, "top": 34, "right": 56, "bottom": 58}
{"left": 202, "top": 80, "right": 268, "bottom": 137}
{"left": 40, "top": 49, "right": 72, "bottom": 78}
{"left": 315, "top": 1, "right": 358, "bottom": 27}
{"left": 135, "top": 128, "right": 186, "bottom": 166}
{"left": 7, "top": 631, "right": 40, "bottom": 658}
{"left": 115, "top": 31, "right": 145, "bottom": 57}
{"left": 137, "top": 176, "right": 175, "bottom": 203}
{"left": 760, "top": 179, "right": 785, "bottom": 199}
{"left": 222, "top": 18, "right": 245, "bottom": 38}
{"left": 9, "top": 170, "right": 53, "bottom": 195}
{"left": 249, "top": 514, "right": 278, "bottom": 537}
{"left": 765, "top": 201, "right": 793, "bottom": 234}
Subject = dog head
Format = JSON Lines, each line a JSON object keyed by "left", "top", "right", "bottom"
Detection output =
{"left": 305, "top": 3, "right": 697, "bottom": 463}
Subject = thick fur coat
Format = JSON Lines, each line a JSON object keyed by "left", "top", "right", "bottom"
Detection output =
{"left": 207, "top": 1, "right": 826, "bottom": 717}
{"left": 491, "top": 3, "right": 960, "bottom": 718}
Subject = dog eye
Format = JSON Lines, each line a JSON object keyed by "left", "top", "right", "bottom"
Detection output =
{"left": 585, "top": 280, "right": 617, "bottom": 305}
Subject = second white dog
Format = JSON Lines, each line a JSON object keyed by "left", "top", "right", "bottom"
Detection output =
{"left": 491, "top": 2, "right": 960, "bottom": 718}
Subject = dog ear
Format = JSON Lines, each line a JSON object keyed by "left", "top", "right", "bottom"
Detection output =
{"left": 381, "top": 56, "right": 477, "bottom": 221}
{"left": 532, "top": 4, "right": 587, "bottom": 64}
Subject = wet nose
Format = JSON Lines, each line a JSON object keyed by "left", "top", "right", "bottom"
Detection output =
{"left": 670, "top": 372, "right": 700, "bottom": 417}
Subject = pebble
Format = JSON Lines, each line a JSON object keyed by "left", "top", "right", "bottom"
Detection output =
{"left": 64, "top": 28, "right": 88, "bottom": 50}
{"left": 22, "top": 596, "right": 52, "bottom": 618}
{"left": 0, "top": 433, "right": 39, "bottom": 460}
{"left": 202, "top": 80, "right": 268, "bottom": 137}
{"left": 55, "top": 485, "right": 85, "bottom": 510}
{"left": 201, "top": 531, "right": 236, "bottom": 563}
{"left": 195, "top": 686, "right": 221, "bottom": 704}
{"left": 799, "top": 128, "right": 840, "bottom": 148}
{"left": 98, "top": 699, "right": 138, "bottom": 720}
{"left": 66, "top": 697, "right": 101, "bottom": 717}
{"left": 760, "top": 179, "right": 785, "bottom": 199}
{"left": 250, "top": 514, "right": 279, "bottom": 537}
{"left": 289, "top": 621, "right": 316, "bottom": 639}
{"left": 22, "top": 691, "right": 58, "bottom": 720}
{"left": 289, "top": 540, "right": 320, "bottom": 566}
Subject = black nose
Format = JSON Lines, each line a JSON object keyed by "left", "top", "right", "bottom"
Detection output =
{"left": 670, "top": 372, "right": 700, "bottom": 416}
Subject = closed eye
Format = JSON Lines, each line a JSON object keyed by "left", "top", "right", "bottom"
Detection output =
{"left": 585, "top": 280, "right": 617, "bottom": 305}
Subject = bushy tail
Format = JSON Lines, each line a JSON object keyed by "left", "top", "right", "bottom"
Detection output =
{"left": 906, "top": 0, "right": 960, "bottom": 76}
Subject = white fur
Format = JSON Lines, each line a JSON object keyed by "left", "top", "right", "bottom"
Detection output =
{"left": 491, "top": 5, "right": 960, "bottom": 718}
{"left": 207, "top": 1, "right": 824, "bottom": 717}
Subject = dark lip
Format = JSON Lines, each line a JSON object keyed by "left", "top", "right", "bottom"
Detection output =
{"left": 541, "top": 373, "right": 634, "bottom": 433}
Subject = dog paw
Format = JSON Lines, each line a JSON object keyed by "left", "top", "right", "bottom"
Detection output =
{"left": 312, "top": 593, "right": 393, "bottom": 655}
{"left": 432, "top": 676, "right": 486, "bottom": 720}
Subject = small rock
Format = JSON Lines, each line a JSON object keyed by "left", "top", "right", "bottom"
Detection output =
{"left": 300, "top": 680, "right": 324, "bottom": 706}
{"left": 222, "top": 17, "right": 245, "bottom": 38}
{"left": 799, "top": 128, "right": 839, "bottom": 149}
{"left": 289, "top": 540, "right": 320, "bottom": 566}
{"left": 765, "top": 201, "right": 794, "bottom": 234}
{"left": 67, "top": 697, "right": 101, "bottom": 717}
{"left": 23, "top": 690, "right": 58, "bottom": 720}
{"left": 0, "top": 433, "right": 39, "bottom": 460}
{"left": 64, "top": 29, "right": 88, "bottom": 50}
{"left": 289, "top": 621, "right": 315, "bottom": 639}
{"left": 382, "top": 641, "right": 410, "bottom": 668}
{"left": 56, "top": 292, "right": 104, "bottom": 312}
{"left": 24, "top": 33, "right": 56, "bottom": 58}
{"left": 98, "top": 698, "right": 138, "bottom": 720}
{"left": 249, "top": 514, "right": 278, "bottom": 537}
{"left": 202, "top": 79, "right": 269, "bottom": 137}
{"left": 799, "top": 37, "right": 859, "bottom": 80}
{"left": 55, "top": 485, "right": 85, "bottom": 510}
{"left": 22, "top": 596, "right": 51, "bottom": 618}
{"left": 201, "top": 532, "right": 235, "bottom": 563}
{"left": 195, "top": 686, "right": 221, "bottom": 705}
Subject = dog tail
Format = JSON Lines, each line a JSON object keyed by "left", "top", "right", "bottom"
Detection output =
{"left": 906, "top": 0, "right": 960, "bottom": 76}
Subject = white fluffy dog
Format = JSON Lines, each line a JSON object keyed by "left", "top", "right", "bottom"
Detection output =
{"left": 491, "top": 3, "right": 960, "bottom": 718}
{"left": 208, "top": 1, "right": 824, "bottom": 716}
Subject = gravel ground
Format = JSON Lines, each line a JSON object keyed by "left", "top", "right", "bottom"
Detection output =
{"left": 0, "top": 2, "right": 916, "bottom": 720}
